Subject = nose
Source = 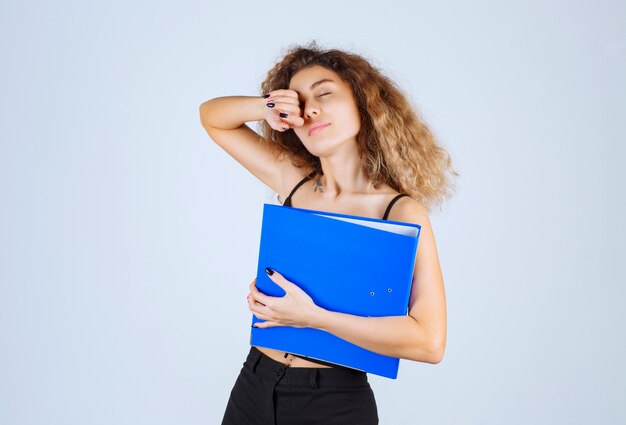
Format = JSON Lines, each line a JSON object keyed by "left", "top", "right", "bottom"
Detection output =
{"left": 303, "top": 103, "right": 320, "bottom": 119}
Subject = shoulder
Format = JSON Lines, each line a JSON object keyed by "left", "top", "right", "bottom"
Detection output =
{"left": 386, "top": 194, "right": 430, "bottom": 224}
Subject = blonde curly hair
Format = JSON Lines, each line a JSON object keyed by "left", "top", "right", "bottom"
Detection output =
{"left": 258, "top": 41, "right": 459, "bottom": 213}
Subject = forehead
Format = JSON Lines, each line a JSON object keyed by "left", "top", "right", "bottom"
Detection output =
{"left": 288, "top": 65, "right": 341, "bottom": 92}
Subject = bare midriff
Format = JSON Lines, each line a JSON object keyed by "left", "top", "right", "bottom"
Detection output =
{"left": 253, "top": 346, "right": 333, "bottom": 368}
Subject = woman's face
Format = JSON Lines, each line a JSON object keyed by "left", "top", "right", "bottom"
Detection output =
{"left": 288, "top": 65, "right": 361, "bottom": 157}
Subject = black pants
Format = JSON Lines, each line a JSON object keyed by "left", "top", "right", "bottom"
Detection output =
{"left": 221, "top": 346, "right": 379, "bottom": 425}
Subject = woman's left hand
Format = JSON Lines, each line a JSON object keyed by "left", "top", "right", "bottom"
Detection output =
{"left": 247, "top": 268, "right": 321, "bottom": 329}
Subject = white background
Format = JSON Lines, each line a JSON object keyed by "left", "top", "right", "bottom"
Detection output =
{"left": 1, "top": 1, "right": 624, "bottom": 424}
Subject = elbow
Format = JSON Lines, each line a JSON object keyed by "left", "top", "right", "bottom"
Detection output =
{"left": 428, "top": 338, "right": 446, "bottom": 364}
{"left": 199, "top": 103, "right": 209, "bottom": 128}
{"left": 199, "top": 101, "right": 214, "bottom": 129}
{"left": 409, "top": 336, "right": 445, "bottom": 364}
{"left": 407, "top": 319, "right": 445, "bottom": 364}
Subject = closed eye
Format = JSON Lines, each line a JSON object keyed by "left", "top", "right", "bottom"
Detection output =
{"left": 299, "top": 93, "right": 331, "bottom": 106}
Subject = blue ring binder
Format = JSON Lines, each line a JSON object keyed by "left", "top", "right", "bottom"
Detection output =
{"left": 250, "top": 203, "right": 421, "bottom": 379}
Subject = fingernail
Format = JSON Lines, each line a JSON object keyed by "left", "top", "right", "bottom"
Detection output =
{"left": 265, "top": 267, "right": 274, "bottom": 276}
{"left": 262, "top": 94, "right": 270, "bottom": 98}
{"left": 279, "top": 112, "right": 288, "bottom": 118}
{"left": 266, "top": 103, "right": 275, "bottom": 108}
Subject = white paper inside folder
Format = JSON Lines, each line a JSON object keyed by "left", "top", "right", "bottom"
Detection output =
{"left": 311, "top": 213, "right": 419, "bottom": 237}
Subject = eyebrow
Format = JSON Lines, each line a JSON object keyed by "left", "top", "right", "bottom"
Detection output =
{"left": 309, "top": 78, "right": 335, "bottom": 90}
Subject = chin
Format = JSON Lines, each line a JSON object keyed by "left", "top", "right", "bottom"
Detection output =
{"left": 305, "top": 140, "right": 346, "bottom": 158}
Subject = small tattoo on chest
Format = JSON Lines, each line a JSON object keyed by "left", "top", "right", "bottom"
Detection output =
{"left": 313, "top": 179, "right": 324, "bottom": 193}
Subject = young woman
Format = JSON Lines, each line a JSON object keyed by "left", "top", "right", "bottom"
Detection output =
{"left": 199, "top": 41, "right": 457, "bottom": 425}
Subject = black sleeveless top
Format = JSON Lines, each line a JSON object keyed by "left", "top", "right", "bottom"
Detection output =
{"left": 275, "top": 170, "right": 409, "bottom": 368}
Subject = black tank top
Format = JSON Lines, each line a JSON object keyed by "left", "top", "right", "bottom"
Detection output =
{"left": 275, "top": 170, "right": 409, "bottom": 368}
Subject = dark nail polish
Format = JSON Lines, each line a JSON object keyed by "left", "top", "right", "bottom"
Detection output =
{"left": 262, "top": 94, "right": 270, "bottom": 98}
{"left": 265, "top": 267, "right": 274, "bottom": 276}
{"left": 279, "top": 112, "right": 288, "bottom": 118}
{"left": 266, "top": 103, "right": 275, "bottom": 108}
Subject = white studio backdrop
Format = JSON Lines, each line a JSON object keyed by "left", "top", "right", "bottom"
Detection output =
{"left": 1, "top": 1, "right": 624, "bottom": 424}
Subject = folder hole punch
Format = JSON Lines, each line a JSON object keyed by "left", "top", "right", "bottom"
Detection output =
{"left": 388, "top": 288, "right": 393, "bottom": 292}
{"left": 370, "top": 291, "right": 375, "bottom": 296}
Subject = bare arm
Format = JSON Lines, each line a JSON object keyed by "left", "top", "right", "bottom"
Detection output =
{"left": 198, "top": 94, "right": 305, "bottom": 196}
{"left": 199, "top": 95, "right": 266, "bottom": 130}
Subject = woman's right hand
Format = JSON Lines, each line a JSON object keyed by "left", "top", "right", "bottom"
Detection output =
{"left": 262, "top": 89, "right": 306, "bottom": 132}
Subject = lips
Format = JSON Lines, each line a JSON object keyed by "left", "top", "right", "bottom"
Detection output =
{"left": 309, "top": 122, "right": 331, "bottom": 136}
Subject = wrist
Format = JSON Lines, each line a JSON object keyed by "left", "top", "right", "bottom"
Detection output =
{"left": 257, "top": 94, "right": 273, "bottom": 121}
{"left": 307, "top": 305, "right": 329, "bottom": 330}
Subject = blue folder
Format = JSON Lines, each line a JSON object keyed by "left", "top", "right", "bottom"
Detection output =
{"left": 250, "top": 203, "right": 421, "bottom": 379}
